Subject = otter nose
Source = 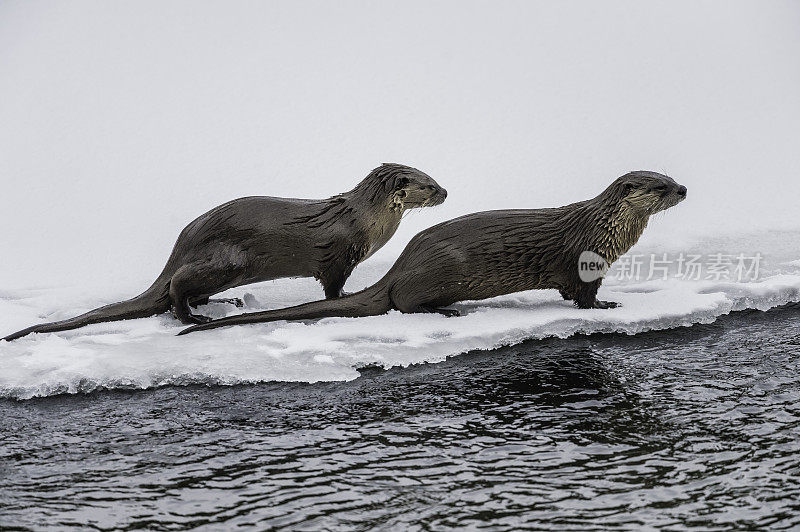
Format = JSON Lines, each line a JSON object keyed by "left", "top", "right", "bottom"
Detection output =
{"left": 440, "top": 188, "right": 447, "bottom": 198}
{"left": 677, "top": 185, "right": 687, "bottom": 197}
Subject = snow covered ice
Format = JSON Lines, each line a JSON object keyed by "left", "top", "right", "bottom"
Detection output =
{"left": 2, "top": 232, "right": 800, "bottom": 400}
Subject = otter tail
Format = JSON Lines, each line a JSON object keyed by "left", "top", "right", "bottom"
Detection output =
{"left": 177, "top": 282, "right": 392, "bottom": 336}
{"left": 3, "top": 277, "right": 171, "bottom": 342}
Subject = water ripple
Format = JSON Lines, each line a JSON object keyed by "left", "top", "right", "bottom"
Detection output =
{"left": 1, "top": 304, "right": 800, "bottom": 530}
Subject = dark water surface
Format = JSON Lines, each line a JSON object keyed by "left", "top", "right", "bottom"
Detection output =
{"left": 2, "top": 305, "right": 800, "bottom": 530}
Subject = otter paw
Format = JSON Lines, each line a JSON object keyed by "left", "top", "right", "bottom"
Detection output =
{"left": 188, "top": 314, "right": 213, "bottom": 324}
{"left": 207, "top": 297, "right": 244, "bottom": 308}
{"left": 419, "top": 305, "right": 460, "bottom": 317}
{"left": 593, "top": 300, "right": 620, "bottom": 309}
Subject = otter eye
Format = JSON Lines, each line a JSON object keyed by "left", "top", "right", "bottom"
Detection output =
{"left": 653, "top": 184, "right": 668, "bottom": 192}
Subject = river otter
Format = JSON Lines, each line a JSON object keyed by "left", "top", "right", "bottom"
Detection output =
{"left": 3, "top": 163, "right": 446, "bottom": 341}
{"left": 178, "top": 171, "right": 686, "bottom": 336}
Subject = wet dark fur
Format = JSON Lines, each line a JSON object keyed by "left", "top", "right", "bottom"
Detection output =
{"left": 179, "top": 171, "right": 687, "bottom": 336}
{"left": 4, "top": 163, "right": 446, "bottom": 341}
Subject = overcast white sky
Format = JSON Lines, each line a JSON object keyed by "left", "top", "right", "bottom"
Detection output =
{"left": 1, "top": 1, "right": 799, "bottom": 288}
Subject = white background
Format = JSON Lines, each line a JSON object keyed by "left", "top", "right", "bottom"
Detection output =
{"left": 1, "top": 0, "right": 799, "bottom": 289}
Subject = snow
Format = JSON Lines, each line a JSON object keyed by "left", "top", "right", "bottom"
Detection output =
{"left": 3, "top": 233, "right": 800, "bottom": 400}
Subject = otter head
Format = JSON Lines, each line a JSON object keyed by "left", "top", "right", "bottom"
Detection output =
{"left": 353, "top": 163, "right": 447, "bottom": 212}
{"left": 589, "top": 171, "right": 687, "bottom": 265}
{"left": 612, "top": 171, "right": 687, "bottom": 216}
{"left": 382, "top": 163, "right": 448, "bottom": 211}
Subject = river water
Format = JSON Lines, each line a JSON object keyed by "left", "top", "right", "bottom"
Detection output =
{"left": 2, "top": 303, "right": 799, "bottom": 530}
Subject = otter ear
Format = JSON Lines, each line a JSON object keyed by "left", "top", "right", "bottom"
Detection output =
{"left": 622, "top": 182, "right": 635, "bottom": 195}
{"left": 391, "top": 188, "right": 407, "bottom": 211}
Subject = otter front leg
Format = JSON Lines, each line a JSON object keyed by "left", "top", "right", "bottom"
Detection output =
{"left": 321, "top": 265, "right": 355, "bottom": 299}
{"left": 323, "top": 276, "right": 347, "bottom": 299}
{"left": 574, "top": 281, "right": 619, "bottom": 309}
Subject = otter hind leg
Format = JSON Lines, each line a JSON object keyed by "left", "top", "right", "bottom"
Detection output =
{"left": 170, "top": 263, "right": 244, "bottom": 324}
{"left": 171, "top": 288, "right": 213, "bottom": 325}
{"left": 390, "top": 270, "right": 461, "bottom": 317}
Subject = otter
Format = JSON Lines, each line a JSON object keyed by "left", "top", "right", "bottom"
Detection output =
{"left": 3, "top": 163, "right": 446, "bottom": 341}
{"left": 178, "top": 171, "right": 686, "bottom": 336}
